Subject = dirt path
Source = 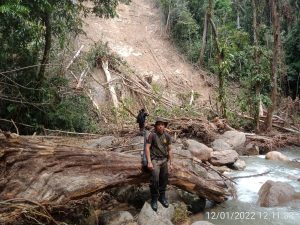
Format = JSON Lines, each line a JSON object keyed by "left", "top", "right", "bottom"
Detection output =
{"left": 77, "top": 0, "right": 212, "bottom": 105}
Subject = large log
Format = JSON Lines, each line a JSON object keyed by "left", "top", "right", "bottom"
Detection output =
{"left": 0, "top": 135, "right": 232, "bottom": 205}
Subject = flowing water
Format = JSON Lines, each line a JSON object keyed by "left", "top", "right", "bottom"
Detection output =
{"left": 192, "top": 148, "right": 300, "bottom": 225}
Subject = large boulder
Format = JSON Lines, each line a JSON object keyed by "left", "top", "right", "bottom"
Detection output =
{"left": 209, "top": 150, "right": 239, "bottom": 166}
{"left": 138, "top": 202, "right": 174, "bottom": 225}
{"left": 128, "top": 136, "right": 144, "bottom": 150}
{"left": 231, "top": 159, "right": 246, "bottom": 170}
{"left": 99, "top": 211, "right": 134, "bottom": 225}
{"left": 243, "top": 143, "right": 259, "bottom": 156}
{"left": 211, "top": 165, "right": 232, "bottom": 173}
{"left": 173, "top": 148, "right": 192, "bottom": 158}
{"left": 257, "top": 180, "right": 298, "bottom": 207}
{"left": 211, "top": 139, "right": 232, "bottom": 151}
{"left": 221, "top": 131, "right": 246, "bottom": 150}
{"left": 184, "top": 139, "right": 213, "bottom": 161}
{"left": 265, "top": 151, "right": 289, "bottom": 161}
{"left": 86, "top": 136, "right": 118, "bottom": 149}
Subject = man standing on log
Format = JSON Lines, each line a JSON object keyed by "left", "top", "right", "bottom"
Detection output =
{"left": 136, "top": 108, "right": 149, "bottom": 135}
{"left": 145, "top": 117, "right": 173, "bottom": 211}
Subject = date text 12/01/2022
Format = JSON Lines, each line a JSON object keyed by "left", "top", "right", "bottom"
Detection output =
{"left": 206, "top": 211, "right": 294, "bottom": 221}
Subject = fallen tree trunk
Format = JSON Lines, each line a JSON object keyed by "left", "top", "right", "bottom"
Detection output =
{"left": 0, "top": 134, "right": 229, "bottom": 203}
{"left": 0, "top": 135, "right": 231, "bottom": 205}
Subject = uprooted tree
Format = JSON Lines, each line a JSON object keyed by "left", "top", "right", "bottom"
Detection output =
{"left": 0, "top": 134, "right": 233, "bottom": 224}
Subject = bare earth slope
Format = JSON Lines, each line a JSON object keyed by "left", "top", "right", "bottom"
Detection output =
{"left": 77, "top": 0, "right": 211, "bottom": 105}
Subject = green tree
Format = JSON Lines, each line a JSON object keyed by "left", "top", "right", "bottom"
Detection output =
{"left": 0, "top": 0, "right": 126, "bottom": 133}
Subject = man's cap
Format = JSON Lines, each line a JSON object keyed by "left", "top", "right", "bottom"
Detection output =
{"left": 154, "top": 117, "right": 169, "bottom": 127}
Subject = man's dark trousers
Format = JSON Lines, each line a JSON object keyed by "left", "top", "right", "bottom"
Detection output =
{"left": 150, "top": 158, "right": 168, "bottom": 200}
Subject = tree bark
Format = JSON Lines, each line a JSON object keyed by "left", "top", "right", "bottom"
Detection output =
{"left": 38, "top": 12, "right": 52, "bottom": 81}
{"left": 252, "top": 0, "right": 261, "bottom": 133}
{"left": 208, "top": 16, "right": 227, "bottom": 118}
{"left": 199, "top": 11, "right": 208, "bottom": 65}
{"left": 265, "top": 0, "right": 280, "bottom": 131}
{"left": 102, "top": 60, "right": 119, "bottom": 108}
{"left": 0, "top": 136, "right": 232, "bottom": 206}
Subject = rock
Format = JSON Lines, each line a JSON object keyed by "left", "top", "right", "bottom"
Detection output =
{"left": 257, "top": 180, "right": 297, "bottom": 207}
{"left": 243, "top": 143, "right": 259, "bottom": 155}
{"left": 265, "top": 151, "right": 289, "bottom": 161}
{"left": 173, "top": 148, "right": 192, "bottom": 158}
{"left": 211, "top": 139, "right": 232, "bottom": 151}
{"left": 86, "top": 136, "right": 118, "bottom": 149}
{"left": 222, "top": 131, "right": 246, "bottom": 150}
{"left": 211, "top": 165, "right": 232, "bottom": 173}
{"left": 209, "top": 150, "right": 239, "bottom": 166}
{"left": 99, "top": 211, "right": 134, "bottom": 225}
{"left": 128, "top": 136, "right": 144, "bottom": 150}
{"left": 138, "top": 202, "right": 174, "bottom": 225}
{"left": 191, "top": 221, "right": 215, "bottom": 225}
{"left": 110, "top": 185, "right": 150, "bottom": 208}
{"left": 184, "top": 139, "right": 213, "bottom": 161}
{"left": 292, "top": 158, "right": 300, "bottom": 163}
{"left": 231, "top": 159, "right": 246, "bottom": 170}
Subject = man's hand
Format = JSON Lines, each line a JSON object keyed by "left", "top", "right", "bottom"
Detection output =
{"left": 147, "top": 161, "right": 154, "bottom": 171}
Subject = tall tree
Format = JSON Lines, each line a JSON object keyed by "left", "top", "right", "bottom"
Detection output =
{"left": 264, "top": 0, "right": 281, "bottom": 131}
{"left": 252, "top": 0, "right": 261, "bottom": 132}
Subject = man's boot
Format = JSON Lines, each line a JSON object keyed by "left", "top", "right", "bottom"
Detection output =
{"left": 151, "top": 197, "right": 158, "bottom": 211}
{"left": 158, "top": 193, "right": 169, "bottom": 208}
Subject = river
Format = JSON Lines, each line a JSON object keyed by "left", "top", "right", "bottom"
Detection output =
{"left": 192, "top": 148, "right": 300, "bottom": 225}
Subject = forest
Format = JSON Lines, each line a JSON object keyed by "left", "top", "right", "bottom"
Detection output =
{"left": 0, "top": 0, "right": 299, "bottom": 134}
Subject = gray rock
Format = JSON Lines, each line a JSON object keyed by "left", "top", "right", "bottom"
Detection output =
{"left": 173, "top": 148, "right": 192, "bottom": 158}
{"left": 265, "top": 151, "right": 289, "bottom": 161}
{"left": 172, "top": 142, "right": 184, "bottom": 151}
{"left": 185, "top": 139, "right": 213, "bottom": 161}
{"left": 209, "top": 150, "right": 239, "bottom": 166}
{"left": 191, "top": 221, "right": 215, "bottom": 225}
{"left": 128, "top": 136, "right": 144, "bottom": 150}
{"left": 211, "top": 139, "right": 232, "bottom": 151}
{"left": 222, "top": 131, "right": 246, "bottom": 150}
{"left": 86, "top": 136, "right": 118, "bottom": 149}
{"left": 99, "top": 211, "right": 134, "bottom": 225}
{"left": 257, "top": 180, "right": 298, "bottom": 207}
{"left": 110, "top": 185, "right": 150, "bottom": 208}
{"left": 211, "top": 165, "right": 232, "bottom": 173}
{"left": 157, "top": 202, "right": 175, "bottom": 221}
{"left": 231, "top": 159, "right": 246, "bottom": 170}
{"left": 243, "top": 143, "right": 259, "bottom": 155}
{"left": 138, "top": 202, "right": 174, "bottom": 225}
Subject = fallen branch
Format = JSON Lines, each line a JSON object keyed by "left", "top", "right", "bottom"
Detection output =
{"left": 10, "top": 119, "right": 19, "bottom": 135}
{"left": 0, "top": 135, "right": 232, "bottom": 208}
{"left": 76, "top": 67, "right": 89, "bottom": 89}
{"left": 102, "top": 60, "right": 119, "bottom": 108}
{"left": 145, "top": 39, "right": 169, "bottom": 87}
{"left": 0, "top": 119, "right": 98, "bottom": 136}
{"left": 231, "top": 170, "right": 271, "bottom": 179}
{"left": 189, "top": 90, "right": 194, "bottom": 106}
{"left": 237, "top": 113, "right": 300, "bottom": 134}
{"left": 66, "top": 45, "right": 84, "bottom": 70}
{"left": 207, "top": 170, "right": 271, "bottom": 182}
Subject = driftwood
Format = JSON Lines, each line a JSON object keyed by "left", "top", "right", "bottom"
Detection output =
{"left": 75, "top": 67, "right": 89, "bottom": 89}
{"left": 0, "top": 135, "right": 231, "bottom": 207}
{"left": 102, "top": 60, "right": 119, "bottom": 108}
{"left": 66, "top": 45, "right": 84, "bottom": 70}
{"left": 238, "top": 113, "right": 300, "bottom": 134}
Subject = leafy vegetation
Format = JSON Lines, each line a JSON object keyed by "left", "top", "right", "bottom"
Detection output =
{"left": 157, "top": 0, "right": 300, "bottom": 130}
{"left": 0, "top": 0, "right": 125, "bottom": 134}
